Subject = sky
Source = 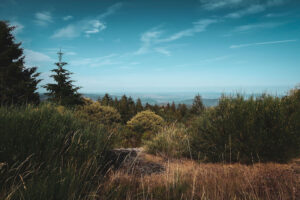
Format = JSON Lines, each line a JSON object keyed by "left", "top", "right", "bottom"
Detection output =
{"left": 1, "top": 0, "right": 300, "bottom": 94}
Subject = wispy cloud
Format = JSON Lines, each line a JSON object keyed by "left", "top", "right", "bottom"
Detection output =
{"left": 230, "top": 39, "right": 297, "bottom": 49}
{"left": 159, "top": 19, "right": 218, "bottom": 42}
{"left": 201, "top": 0, "right": 286, "bottom": 11}
{"left": 52, "top": 19, "right": 106, "bottom": 38}
{"left": 24, "top": 49, "right": 54, "bottom": 66}
{"left": 201, "top": 0, "right": 287, "bottom": 19}
{"left": 35, "top": 11, "right": 53, "bottom": 26}
{"left": 226, "top": 4, "right": 266, "bottom": 18}
{"left": 265, "top": 12, "right": 289, "bottom": 18}
{"left": 10, "top": 21, "right": 24, "bottom": 35}
{"left": 52, "top": 3, "right": 122, "bottom": 39}
{"left": 135, "top": 27, "right": 163, "bottom": 55}
{"left": 70, "top": 54, "right": 121, "bottom": 68}
{"left": 155, "top": 48, "right": 171, "bottom": 56}
{"left": 98, "top": 2, "right": 123, "bottom": 19}
{"left": 234, "top": 22, "right": 282, "bottom": 32}
{"left": 136, "top": 19, "right": 218, "bottom": 55}
{"left": 63, "top": 15, "right": 73, "bottom": 21}
{"left": 200, "top": 0, "right": 244, "bottom": 10}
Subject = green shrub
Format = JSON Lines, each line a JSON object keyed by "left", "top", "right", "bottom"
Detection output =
{"left": 76, "top": 101, "right": 121, "bottom": 126}
{"left": 0, "top": 103, "right": 112, "bottom": 199}
{"left": 145, "top": 124, "right": 191, "bottom": 158}
{"left": 127, "top": 110, "right": 164, "bottom": 143}
{"left": 114, "top": 126, "right": 141, "bottom": 147}
{"left": 283, "top": 87, "right": 300, "bottom": 156}
{"left": 190, "top": 93, "right": 300, "bottom": 163}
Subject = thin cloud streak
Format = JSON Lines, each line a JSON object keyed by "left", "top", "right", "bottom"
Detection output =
{"left": 98, "top": 2, "right": 123, "bottom": 19}
{"left": 136, "top": 19, "right": 218, "bottom": 55}
{"left": 24, "top": 49, "right": 54, "bottom": 66}
{"left": 63, "top": 15, "right": 73, "bottom": 21}
{"left": 52, "top": 2, "right": 122, "bottom": 39}
{"left": 70, "top": 54, "right": 121, "bottom": 68}
{"left": 155, "top": 47, "right": 171, "bottom": 56}
{"left": 200, "top": 0, "right": 286, "bottom": 11}
{"left": 35, "top": 11, "right": 53, "bottom": 26}
{"left": 200, "top": 0, "right": 245, "bottom": 10}
{"left": 200, "top": 0, "right": 288, "bottom": 19}
{"left": 159, "top": 19, "right": 218, "bottom": 43}
{"left": 230, "top": 39, "right": 297, "bottom": 49}
{"left": 226, "top": 4, "right": 265, "bottom": 18}
{"left": 234, "top": 22, "right": 282, "bottom": 32}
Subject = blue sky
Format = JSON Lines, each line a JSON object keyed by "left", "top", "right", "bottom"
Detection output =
{"left": 1, "top": 0, "right": 300, "bottom": 94}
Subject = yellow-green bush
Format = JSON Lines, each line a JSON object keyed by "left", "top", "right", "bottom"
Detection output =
{"left": 127, "top": 110, "right": 164, "bottom": 143}
{"left": 145, "top": 123, "right": 191, "bottom": 158}
{"left": 76, "top": 101, "right": 121, "bottom": 126}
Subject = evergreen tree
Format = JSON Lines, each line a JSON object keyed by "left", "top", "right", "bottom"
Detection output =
{"left": 113, "top": 97, "right": 119, "bottom": 109}
{"left": 43, "top": 50, "right": 83, "bottom": 106}
{"left": 0, "top": 21, "right": 41, "bottom": 105}
{"left": 191, "top": 94, "right": 204, "bottom": 115}
{"left": 127, "top": 97, "right": 136, "bottom": 118}
{"left": 178, "top": 103, "right": 188, "bottom": 120}
{"left": 100, "top": 93, "right": 113, "bottom": 106}
{"left": 145, "top": 103, "right": 151, "bottom": 110}
{"left": 136, "top": 98, "right": 143, "bottom": 113}
{"left": 171, "top": 101, "right": 176, "bottom": 113}
{"left": 119, "top": 95, "right": 129, "bottom": 123}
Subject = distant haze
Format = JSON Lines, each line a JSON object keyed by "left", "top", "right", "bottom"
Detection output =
{"left": 81, "top": 86, "right": 292, "bottom": 106}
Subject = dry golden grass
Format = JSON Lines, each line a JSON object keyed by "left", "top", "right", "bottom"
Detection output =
{"left": 100, "top": 153, "right": 299, "bottom": 200}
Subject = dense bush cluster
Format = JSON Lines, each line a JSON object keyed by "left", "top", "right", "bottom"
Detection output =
{"left": 189, "top": 91, "right": 300, "bottom": 163}
{"left": 127, "top": 110, "right": 164, "bottom": 142}
{"left": 97, "top": 93, "right": 204, "bottom": 124}
{"left": 76, "top": 101, "right": 121, "bottom": 126}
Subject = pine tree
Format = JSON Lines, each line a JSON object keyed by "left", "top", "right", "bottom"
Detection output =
{"left": 0, "top": 21, "right": 41, "bottom": 105}
{"left": 119, "top": 95, "right": 129, "bottom": 123}
{"left": 171, "top": 101, "right": 176, "bottom": 113}
{"left": 178, "top": 103, "right": 188, "bottom": 120}
{"left": 101, "top": 93, "right": 113, "bottom": 106}
{"left": 136, "top": 98, "right": 143, "bottom": 113}
{"left": 113, "top": 97, "right": 119, "bottom": 109}
{"left": 127, "top": 96, "right": 136, "bottom": 118}
{"left": 43, "top": 50, "right": 83, "bottom": 106}
{"left": 191, "top": 94, "right": 204, "bottom": 115}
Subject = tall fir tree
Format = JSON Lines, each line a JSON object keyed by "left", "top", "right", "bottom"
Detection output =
{"left": 43, "top": 50, "right": 83, "bottom": 106}
{"left": 191, "top": 94, "right": 205, "bottom": 115}
{"left": 100, "top": 93, "right": 113, "bottom": 106}
{"left": 119, "top": 95, "right": 129, "bottom": 123}
{"left": 0, "top": 21, "right": 41, "bottom": 105}
{"left": 136, "top": 98, "right": 143, "bottom": 113}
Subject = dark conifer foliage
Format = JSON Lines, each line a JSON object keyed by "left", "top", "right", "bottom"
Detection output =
{"left": 43, "top": 50, "right": 83, "bottom": 106}
{"left": 0, "top": 21, "right": 41, "bottom": 105}
{"left": 191, "top": 94, "right": 205, "bottom": 115}
{"left": 136, "top": 98, "right": 143, "bottom": 113}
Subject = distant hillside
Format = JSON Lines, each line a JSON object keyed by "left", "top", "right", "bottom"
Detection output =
{"left": 81, "top": 93, "right": 219, "bottom": 107}
{"left": 41, "top": 91, "right": 285, "bottom": 107}
{"left": 42, "top": 91, "right": 286, "bottom": 107}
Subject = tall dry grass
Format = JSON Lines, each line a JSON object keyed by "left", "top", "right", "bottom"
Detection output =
{"left": 0, "top": 104, "right": 114, "bottom": 200}
{"left": 100, "top": 158, "right": 298, "bottom": 200}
